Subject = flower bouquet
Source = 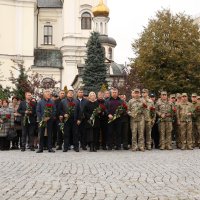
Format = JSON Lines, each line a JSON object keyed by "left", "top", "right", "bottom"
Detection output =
{"left": 39, "top": 104, "right": 53, "bottom": 128}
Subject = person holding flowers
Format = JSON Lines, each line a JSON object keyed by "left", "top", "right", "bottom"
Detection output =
{"left": 83, "top": 92, "right": 101, "bottom": 152}
{"left": 18, "top": 92, "right": 36, "bottom": 151}
{"left": 0, "top": 99, "right": 14, "bottom": 150}
{"left": 105, "top": 88, "right": 124, "bottom": 150}
{"left": 128, "top": 89, "right": 145, "bottom": 152}
{"left": 36, "top": 90, "right": 56, "bottom": 153}
{"left": 177, "top": 93, "right": 194, "bottom": 150}
{"left": 142, "top": 89, "right": 156, "bottom": 150}
{"left": 59, "top": 89, "right": 79, "bottom": 152}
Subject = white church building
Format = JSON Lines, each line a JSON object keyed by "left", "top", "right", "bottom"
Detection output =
{"left": 0, "top": 0, "right": 127, "bottom": 90}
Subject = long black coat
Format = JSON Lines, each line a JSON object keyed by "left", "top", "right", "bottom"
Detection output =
{"left": 83, "top": 100, "right": 100, "bottom": 129}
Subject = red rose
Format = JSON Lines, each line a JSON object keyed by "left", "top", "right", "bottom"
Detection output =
{"left": 172, "top": 107, "right": 176, "bottom": 113}
{"left": 68, "top": 102, "right": 75, "bottom": 107}
{"left": 150, "top": 106, "right": 155, "bottom": 111}
{"left": 99, "top": 104, "right": 106, "bottom": 111}
{"left": 143, "top": 103, "right": 148, "bottom": 109}
{"left": 6, "top": 114, "right": 11, "bottom": 119}
{"left": 122, "top": 102, "right": 128, "bottom": 111}
{"left": 46, "top": 104, "right": 53, "bottom": 107}
{"left": 29, "top": 102, "right": 34, "bottom": 107}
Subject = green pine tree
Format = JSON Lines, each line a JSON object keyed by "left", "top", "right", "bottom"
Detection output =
{"left": 83, "top": 32, "right": 107, "bottom": 94}
{"left": 10, "top": 64, "right": 32, "bottom": 100}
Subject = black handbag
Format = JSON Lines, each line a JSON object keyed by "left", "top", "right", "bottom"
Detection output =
{"left": 6, "top": 128, "right": 17, "bottom": 141}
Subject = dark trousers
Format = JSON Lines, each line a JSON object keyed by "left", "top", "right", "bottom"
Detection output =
{"left": 39, "top": 119, "right": 53, "bottom": 150}
{"left": 12, "top": 130, "right": 22, "bottom": 148}
{"left": 87, "top": 127, "right": 98, "bottom": 146}
{"left": 0, "top": 137, "right": 10, "bottom": 150}
{"left": 22, "top": 124, "right": 35, "bottom": 148}
{"left": 79, "top": 121, "right": 87, "bottom": 148}
{"left": 52, "top": 120, "right": 57, "bottom": 147}
{"left": 63, "top": 119, "right": 79, "bottom": 149}
{"left": 97, "top": 119, "right": 107, "bottom": 148}
{"left": 151, "top": 122, "right": 159, "bottom": 148}
{"left": 121, "top": 121, "right": 129, "bottom": 148}
{"left": 107, "top": 119, "right": 122, "bottom": 148}
{"left": 57, "top": 121, "right": 63, "bottom": 148}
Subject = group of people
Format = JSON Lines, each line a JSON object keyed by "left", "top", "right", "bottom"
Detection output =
{"left": 0, "top": 87, "right": 199, "bottom": 152}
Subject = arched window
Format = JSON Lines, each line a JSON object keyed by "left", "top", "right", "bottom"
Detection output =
{"left": 108, "top": 47, "right": 112, "bottom": 60}
{"left": 81, "top": 12, "right": 91, "bottom": 30}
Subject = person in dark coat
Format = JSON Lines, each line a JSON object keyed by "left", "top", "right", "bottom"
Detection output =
{"left": 83, "top": 92, "right": 100, "bottom": 152}
{"left": 36, "top": 90, "right": 56, "bottom": 153}
{"left": 59, "top": 90, "right": 79, "bottom": 152}
{"left": 76, "top": 89, "right": 88, "bottom": 150}
{"left": 106, "top": 88, "right": 123, "bottom": 150}
{"left": 18, "top": 92, "right": 37, "bottom": 151}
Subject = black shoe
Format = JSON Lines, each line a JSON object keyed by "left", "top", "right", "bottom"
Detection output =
{"left": 63, "top": 149, "right": 68, "bottom": 152}
{"left": 74, "top": 148, "right": 79, "bottom": 152}
{"left": 108, "top": 147, "right": 112, "bottom": 150}
{"left": 56, "top": 146, "right": 62, "bottom": 150}
{"left": 123, "top": 146, "right": 129, "bottom": 150}
{"left": 102, "top": 146, "right": 107, "bottom": 150}
{"left": 21, "top": 148, "right": 25, "bottom": 152}
{"left": 82, "top": 146, "right": 87, "bottom": 150}
{"left": 115, "top": 146, "right": 121, "bottom": 150}
{"left": 36, "top": 149, "right": 43, "bottom": 153}
{"left": 30, "top": 148, "right": 35, "bottom": 151}
{"left": 48, "top": 149, "right": 55, "bottom": 153}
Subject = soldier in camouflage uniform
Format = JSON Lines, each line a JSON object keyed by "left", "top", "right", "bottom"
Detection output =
{"left": 155, "top": 91, "right": 174, "bottom": 150}
{"left": 128, "top": 89, "right": 145, "bottom": 152}
{"left": 193, "top": 96, "right": 200, "bottom": 148}
{"left": 175, "top": 93, "right": 182, "bottom": 148}
{"left": 142, "top": 89, "right": 156, "bottom": 150}
{"left": 191, "top": 93, "right": 198, "bottom": 147}
{"left": 177, "top": 93, "right": 193, "bottom": 150}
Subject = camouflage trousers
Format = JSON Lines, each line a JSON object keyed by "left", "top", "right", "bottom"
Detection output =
{"left": 180, "top": 121, "right": 193, "bottom": 148}
{"left": 130, "top": 119, "right": 145, "bottom": 149}
{"left": 192, "top": 122, "right": 198, "bottom": 147}
{"left": 158, "top": 121, "right": 172, "bottom": 148}
{"left": 176, "top": 125, "right": 181, "bottom": 148}
{"left": 144, "top": 121, "right": 152, "bottom": 148}
{"left": 194, "top": 121, "right": 200, "bottom": 147}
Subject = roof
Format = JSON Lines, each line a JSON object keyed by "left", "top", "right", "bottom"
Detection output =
{"left": 34, "top": 49, "right": 63, "bottom": 68}
{"left": 99, "top": 35, "right": 117, "bottom": 46}
{"left": 110, "top": 62, "right": 125, "bottom": 76}
{"left": 37, "top": 0, "right": 63, "bottom": 8}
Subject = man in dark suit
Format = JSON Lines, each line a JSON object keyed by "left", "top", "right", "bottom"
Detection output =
{"left": 76, "top": 89, "right": 88, "bottom": 150}
{"left": 36, "top": 90, "right": 56, "bottom": 153}
{"left": 59, "top": 89, "right": 79, "bottom": 152}
{"left": 18, "top": 92, "right": 36, "bottom": 151}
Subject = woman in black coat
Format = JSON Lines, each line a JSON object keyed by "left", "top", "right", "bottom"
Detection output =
{"left": 83, "top": 92, "right": 100, "bottom": 152}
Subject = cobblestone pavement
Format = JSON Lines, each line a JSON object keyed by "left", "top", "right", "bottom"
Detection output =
{"left": 0, "top": 149, "right": 200, "bottom": 200}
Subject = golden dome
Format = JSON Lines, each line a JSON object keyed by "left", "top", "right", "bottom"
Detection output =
{"left": 92, "top": 0, "right": 109, "bottom": 17}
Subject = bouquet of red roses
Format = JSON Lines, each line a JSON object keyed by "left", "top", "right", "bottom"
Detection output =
{"left": 108, "top": 102, "right": 127, "bottom": 124}
{"left": 88, "top": 104, "right": 106, "bottom": 126}
{"left": 39, "top": 104, "right": 53, "bottom": 128}
{"left": 149, "top": 106, "right": 156, "bottom": 119}
{"left": 64, "top": 102, "right": 76, "bottom": 123}
{"left": 23, "top": 102, "right": 34, "bottom": 126}
{"left": 0, "top": 114, "right": 11, "bottom": 130}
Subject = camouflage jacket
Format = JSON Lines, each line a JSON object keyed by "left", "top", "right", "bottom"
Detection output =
{"left": 142, "top": 97, "right": 156, "bottom": 122}
{"left": 177, "top": 101, "right": 194, "bottom": 122}
{"left": 155, "top": 99, "right": 175, "bottom": 122}
{"left": 128, "top": 98, "right": 145, "bottom": 122}
{"left": 193, "top": 103, "right": 200, "bottom": 123}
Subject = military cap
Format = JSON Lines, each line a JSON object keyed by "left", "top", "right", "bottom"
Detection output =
{"left": 142, "top": 89, "right": 149, "bottom": 93}
{"left": 176, "top": 93, "right": 181, "bottom": 98}
{"left": 150, "top": 93, "right": 155, "bottom": 97}
{"left": 161, "top": 91, "right": 167, "bottom": 95}
{"left": 133, "top": 88, "right": 140, "bottom": 93}
{"left": 170, "top": 94, "right": 176, "bottom": 98}
{"left": 182, "top": 93, "right": 188, "bottom": 97}
{"left": 192, "top": 93, "right": 197, "bottom": 97}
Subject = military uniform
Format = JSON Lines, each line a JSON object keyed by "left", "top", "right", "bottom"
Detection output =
{"left": 128, "top": 89, "right": 145, "bottom": 151}
{"left": 142, "top": 93, "right": 156, "bottom": 150}
{"left": 193, "top": 96, "right": 200, "bottom": 148}
{"left": 177, "top": 93, "right": 193, "bottom": 150}
{"left": 155, "top": 92, "right": 173, "bottom": 150}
